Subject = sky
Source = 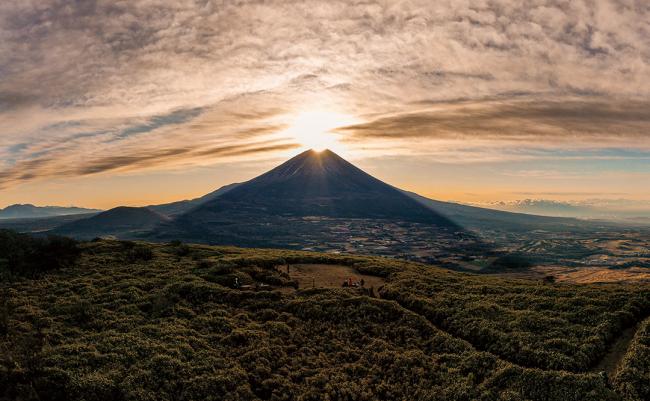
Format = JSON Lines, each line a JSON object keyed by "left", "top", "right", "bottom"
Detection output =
{"left": 1, "top": 0, "right": 649, "bottom": 213}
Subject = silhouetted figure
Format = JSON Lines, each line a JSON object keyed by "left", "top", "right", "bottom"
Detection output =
{"left": 360, "top": 279, "right": 365, "bottom": 287}
{"left": 234, "top": 277, "right": 240, "bottom": 289}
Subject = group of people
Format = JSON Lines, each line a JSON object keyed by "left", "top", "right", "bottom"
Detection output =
{"left": 342, "top": 277, "right": 365, "bottom": 288}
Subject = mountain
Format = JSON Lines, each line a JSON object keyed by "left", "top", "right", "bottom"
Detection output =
{"left": 42, "top": 149, "right": 613, "bottom": 254}
{"left": 189, "top": 149, "right": 456, "bottom": 224}
{"left": 148, "top": 183, "right": 240, "bottom": 217}
{"left": 155, "top": 149, "right": 460, "bottom": 246}
{"left": 147, "top": 149, "right": 612, "bottom": 250}
{"left": 0, "top": 204, "right": 101, "bottom": 220}
{"left": 53, "top": 206, "right": 169, "bottom": 239}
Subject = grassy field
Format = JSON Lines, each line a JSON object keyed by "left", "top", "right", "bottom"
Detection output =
{"left": 1, "top": 239, "right": 649, "bottom": 401}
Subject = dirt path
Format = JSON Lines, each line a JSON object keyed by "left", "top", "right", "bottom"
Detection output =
{"left": 286, "top": 264, "right": 386, "bottom": 290}
{"left": 591, "top": 322, "right": 641, "bottom": 376}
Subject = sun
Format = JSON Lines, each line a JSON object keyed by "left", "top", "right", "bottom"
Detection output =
{"left": 283, "top": 110, "right": 356, "bottom": 152}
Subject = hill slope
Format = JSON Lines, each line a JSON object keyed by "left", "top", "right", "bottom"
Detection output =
{"left": 53, "top": 206, "right": 169, "bottom": 239}
{"left": 2, "top": 240, "right": 648, "bottom": 400}
{"left": 148, "top": 182, "right": 240, "bottom": 217}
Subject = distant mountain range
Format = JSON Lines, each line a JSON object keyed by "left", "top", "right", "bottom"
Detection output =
{"left": 1, "top": 149, "right": 618, "bottom": 245}
{"left": 0, "top": 204, "right": 101, "bottom": 220}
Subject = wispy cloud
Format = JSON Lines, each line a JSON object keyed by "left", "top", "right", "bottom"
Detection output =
{"left": 338, "top": 98, "right": 650, "bottom": 146}
{"left": 0, "top": 0, "right": 649, "bottom": 190}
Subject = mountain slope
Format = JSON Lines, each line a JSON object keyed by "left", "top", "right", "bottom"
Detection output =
{"left": 402, "top": 190, "right": 594, "bottom": 232}
{"left": 154, "top": 149, "right": 460, "bottom": 247}
{"left": 0, "top": 204, "right": 101, "bottom": 219}
{"left": 179, "top": 149, "right": 457, "bottom": 225}
{"left": 53, "top": 206, "right": 169, "bottom": 239}
{"left": 150, "top": 149, "right": 609, "bottom": 249}
{"left": 148, "top": 183, "right": 240, "bottom": 217}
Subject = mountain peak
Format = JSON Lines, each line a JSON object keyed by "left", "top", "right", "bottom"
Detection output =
{"left": 254, "top": 148, "right": 359, "bottom": 183}
{"left": 3, "top": 203, "right": 37, "bottom": 210}
{"left": 172, "top": 149, "right": 458, "bottom": 231}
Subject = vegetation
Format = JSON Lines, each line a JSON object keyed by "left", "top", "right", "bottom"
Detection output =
{"left": 0, "top": 229, "right": 80, "bottom": 279}
{"left": 0, "top": 237, "right": 649, "bottom": 400}
{"left": 381, "top": 266, "right": 650, "bottom": 373}
{"left": 486, "top": 253, "right": 532, "bottom": 270}
{"left": 614, "top": 318, "right": 650, "bottom": 401}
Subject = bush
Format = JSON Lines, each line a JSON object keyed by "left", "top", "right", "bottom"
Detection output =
{"left": 39, "top": 235, "right": 81, "bottom": 270}
{"left": 0, "top": 230, "right": 80, "bottom": 278}
{"left": 120, "top": 240, "right": 136, "bottom": 250}
{"left": 488, "top": 253, "right": 533, "bottom": 270}
{"left": 175, "top": 243, "right": 191, "bottom": 257}
{"left": 125, "top": 245, "right": 154, "bottom": 262}
{"left": 0, "top": 301, "right": 8, "bottom": 337}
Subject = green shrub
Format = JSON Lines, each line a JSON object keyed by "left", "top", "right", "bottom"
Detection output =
{"left": 0, "top": 301, "right": 8, "bottom": 337}
{"left": 175, "top": 243, "right": 191, "bottom": 257}
{"left": 488, "top": 253, "right": 533, "bottom": 270}
{"left": 0, "top": 229, "right": 80, "bottom": 278}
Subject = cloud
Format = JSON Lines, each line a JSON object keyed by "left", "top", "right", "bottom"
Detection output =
{"left": 472, "top": 198, "right": 650, "bottom": 219}
{"left": 0, "top": 138, "right": 299, "bottom": 189}
{"left": 0, "top": 92, "right": 38, "bottom": 111}
{"left": 0, "top": 0, "right": 649, "bottom": 188}
{"left": 338, "top": 98, "right": 650, "bottom": 146}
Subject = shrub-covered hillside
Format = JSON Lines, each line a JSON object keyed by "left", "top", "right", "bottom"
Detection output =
{"left": 1, "top": 239, "right": 649, "bottom": 401}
